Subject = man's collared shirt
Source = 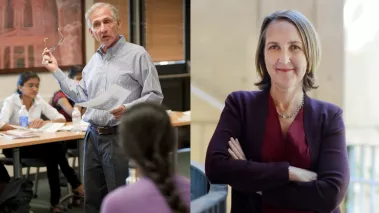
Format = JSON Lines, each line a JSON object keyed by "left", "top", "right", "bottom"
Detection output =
{"left": 53, "top": 35, "right": 163, "bottom": 127}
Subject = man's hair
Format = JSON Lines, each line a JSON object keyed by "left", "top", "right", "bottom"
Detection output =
{"left": 85, "top": 2, "right": 119, "bottom": 28}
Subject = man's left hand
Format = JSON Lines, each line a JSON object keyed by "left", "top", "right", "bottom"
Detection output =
{"left": 110, "top": 105, "right": 126, "bottom": 120}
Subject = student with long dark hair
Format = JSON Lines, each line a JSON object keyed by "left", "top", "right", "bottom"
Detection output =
{"left": 0, "top": 71, "right": 84, "bottom": 213}
{"left": 100, "top": 102, "right": 190, "bottom": 213}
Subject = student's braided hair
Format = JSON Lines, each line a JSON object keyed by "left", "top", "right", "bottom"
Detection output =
{"left": 119, "top": 102, "right": 188, "bottom": 213}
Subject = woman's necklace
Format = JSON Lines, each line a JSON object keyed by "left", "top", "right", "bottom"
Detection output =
{"left": 277, "top": 94, "right": 304, "bottom": 119}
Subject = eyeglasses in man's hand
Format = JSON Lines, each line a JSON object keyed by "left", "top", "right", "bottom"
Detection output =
{"left": 43, "top": 28, "right": 64, "bottom": 64}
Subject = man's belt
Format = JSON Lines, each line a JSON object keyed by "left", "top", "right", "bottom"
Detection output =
{"left": 89, "top": 125, "right": 118, "bottom": 135}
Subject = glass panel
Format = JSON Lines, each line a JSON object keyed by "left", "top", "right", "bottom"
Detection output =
{"left": 24, "top": 0, "right": 33, "bottom": 27}
{"left": 4, "top": 47, "right": 10, "bottom": 69}
{"left": 15, "top": 58, "right": 25, "bottom": 68}
{"left": 14, "top": 46, "right": 25, "bottom": 68}
{"left": 28, "top": 45, "right": 34, "bottom": 67}
{"left": 5, "top": 0, "right": 14, "bottom": 29}
{"left": 344, "top": 0, "right": 379, "bottom": 144}
{"left": 14, "top": 46, "right": 24, "bottom": 55}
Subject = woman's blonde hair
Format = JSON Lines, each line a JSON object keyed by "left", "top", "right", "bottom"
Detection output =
{"left": 255, "top": 10, "right": 321, "bottom": 91}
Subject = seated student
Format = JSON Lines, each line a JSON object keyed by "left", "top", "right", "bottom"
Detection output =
{"left": 51, "top": 65, "right": 86, "bottom": 122}
{"left": 100, "top": 102, "right": 190, "bottom": 213}
{"left": 51, "top": 65, "right": 86, "bottom": 154}
{"left": 0, "top": 71, "right": 84, "bottom": 213}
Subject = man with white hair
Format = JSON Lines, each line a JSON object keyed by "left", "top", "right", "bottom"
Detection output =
{"left": 42, "top": 2, "right": 163, "bottom": 212}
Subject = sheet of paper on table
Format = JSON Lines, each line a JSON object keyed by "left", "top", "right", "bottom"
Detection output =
{"left": 36, "top": 122, "right": 66, "bottom": 133}
{"left": 59, "top": 120, "right": 89, "bottom": 132}
{"left": 0, "top": 129, "right": 39, "bottom": 140}
{"left": 76, "top": 84, "right": 131, "bottom": 111}
{"left": 10, "top": 123, "right": 66, "bottom": 133}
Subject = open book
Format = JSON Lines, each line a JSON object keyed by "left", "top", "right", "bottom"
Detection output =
{"left": 0, "top": 129, "right": 39, "bottom": 140}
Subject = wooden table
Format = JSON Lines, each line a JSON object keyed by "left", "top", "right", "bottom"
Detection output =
{"left": 170, "top": 111, "right": 191, "bottom": 127}
{"left": 0, "top": 111, "right": 190, "bottom": 179}
{"left": 0, "top": 131, "right": 85, "bottom": 179}
{"left": 0, "top": 131, "right": 85, "bottom": 149}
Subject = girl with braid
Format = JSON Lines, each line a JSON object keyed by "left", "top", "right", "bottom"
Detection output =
{"left": 100, "top": 102, "right": 190, "bottom": 213}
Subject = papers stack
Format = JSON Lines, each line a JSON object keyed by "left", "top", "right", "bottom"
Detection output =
{"left": 0, "top": 129, "right": 39, "bottom": 140}
{"left": 76, "top": 84, "right": 131, "bottom": 111}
